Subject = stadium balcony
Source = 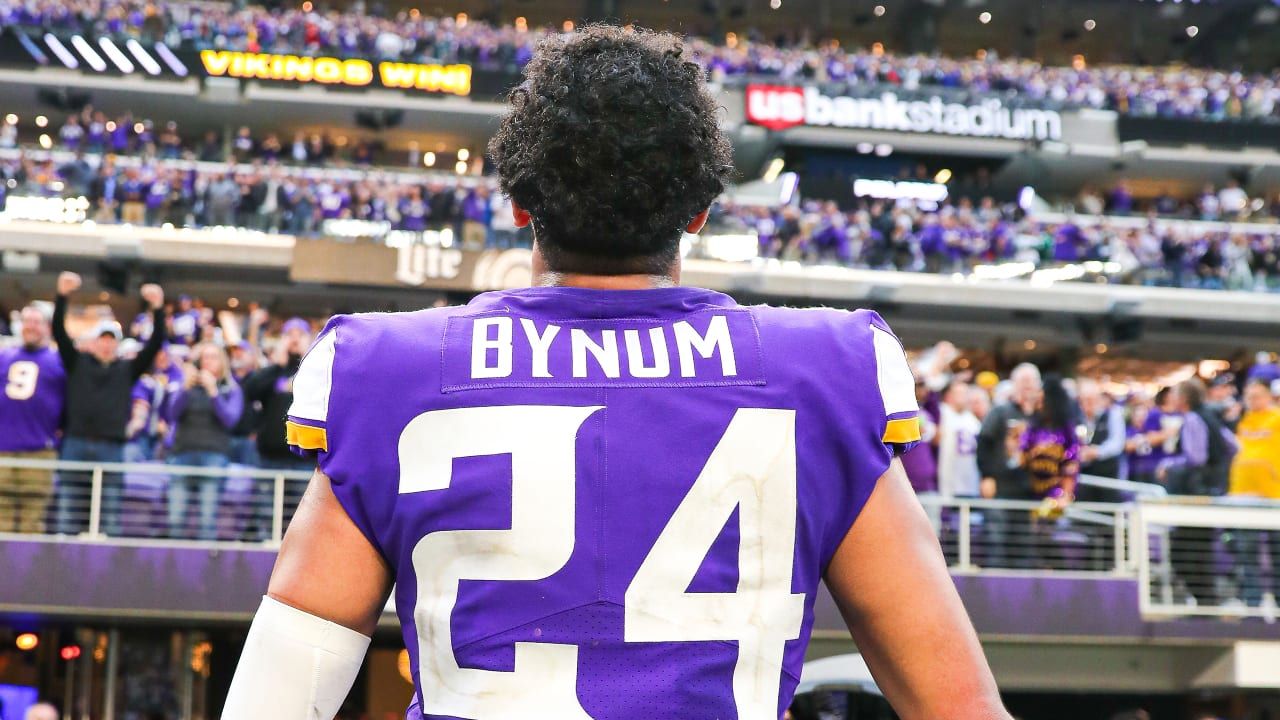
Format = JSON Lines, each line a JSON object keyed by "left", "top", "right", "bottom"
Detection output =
{"left": 2, "top": 140, "right": 1279, "bottom": 358}
{"left": 6, "top": 10, "right": 1280, "bottom": 245}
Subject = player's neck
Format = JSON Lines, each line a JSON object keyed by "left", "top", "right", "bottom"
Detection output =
{"left": 531, "top": 246, "right": 681, "bottom": 290}
{"left": 534, "top": 272, "right": 678, "bottom": 290}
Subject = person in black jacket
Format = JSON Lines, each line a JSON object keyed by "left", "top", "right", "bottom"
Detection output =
{"left": 976, "top": 362, "right": 1043, "bottom": 569}
{"left": 51, "top": 271, "right": 166, "bottom": 536}
{"left": 240, "top": 317, "right": 313, "bottom": 539}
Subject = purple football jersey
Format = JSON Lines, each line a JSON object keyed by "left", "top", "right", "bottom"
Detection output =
{"left": 287, "top": 287, "right": 921, "bottom": 720}
{"left": 0, "top": 345, "right": 66, "bottom": 452}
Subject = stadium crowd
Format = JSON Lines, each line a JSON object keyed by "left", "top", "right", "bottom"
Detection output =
{"left": 4, "top": 0, "right": 1280, "bottom": 122}
{"left": 5, "top": 142, "right": 1280, "bottom": 288}
{"left": 904, "top": 342, "right": 1280, "bottom": 608}
{"left": 0, "top": 275, "right": 322, "bottom": 542}
{"left": 715, "top": 197, "right": 1280, "bottom": 290}
{"left": 1, "top": 150, "right": 525, "bottom": 243}
{"left": 3, "top": 281, "right": 1279, "bottom": 608}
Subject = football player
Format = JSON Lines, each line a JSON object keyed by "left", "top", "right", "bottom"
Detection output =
{"left": 224, "top": 26, "right": 1008, "bottom": 720}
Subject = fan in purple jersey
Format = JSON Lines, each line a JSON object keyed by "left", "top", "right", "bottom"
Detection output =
{"left": 0, "top": 305, "right": 66, "bottom": 533}
{"left": 170, "top": 295, "right": 202, "bottom": 346}
{"left": 224, "top": 25, "right": 1009, "bottom": 720}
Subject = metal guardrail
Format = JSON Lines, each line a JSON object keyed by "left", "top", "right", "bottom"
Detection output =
{"left": 1135, "top": 497, "right": 1280, "bottom": 621}
{"left": 2, "top": 456, "right": 1275, "bottom": 621}
{"left": 0, "top": 455, "right": 312, "bottom": 545}
{"left": 916, "top": 495, "right": 1135, "bottom": 575}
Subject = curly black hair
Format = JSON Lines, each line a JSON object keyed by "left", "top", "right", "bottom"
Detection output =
{"left": 488, "top": 25, "right": 734, "bottom": 275}
{"left": 1036, "top": 375, "right": 1078, "bottom": 432}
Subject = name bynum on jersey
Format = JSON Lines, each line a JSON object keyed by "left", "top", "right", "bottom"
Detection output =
{"left": 284, "top": 286, "right": 920, "bottom": 720}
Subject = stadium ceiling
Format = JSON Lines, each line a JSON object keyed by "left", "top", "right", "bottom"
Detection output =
{"left": 377, "top": 0, "right": 1276, "bottom": 68}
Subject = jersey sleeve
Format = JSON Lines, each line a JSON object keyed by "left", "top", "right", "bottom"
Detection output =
{"left": 867, "top": 313, "right": 923, "bottom": 456}
{"left": 286, "top": 322, "right": 338, "bottom": 461}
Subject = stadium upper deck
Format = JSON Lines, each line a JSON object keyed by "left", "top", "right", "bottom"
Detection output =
{"left": 3, "top": 0, "right": 1280, "bottom": 123}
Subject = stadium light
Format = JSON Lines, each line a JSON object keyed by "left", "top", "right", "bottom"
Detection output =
{"left": 34, "top": 115, "right": 47, "bottom": 127}
{"left": 70, "top": 35, "right": 107, "bottom": 71}
{"left": 770, "top": 0, "right": 781, "bottom": 8}
{"left": 762, "top": 157, "right": 786, "bottom": 183}
{"left": 457, "top": 148, "right": 470, "bottom": 162}
{"left": 61, "top": 645, "right": 81, "bottom": 661}
{"left": 98, "top": 37, "right": 135, "bottom": 73}
{"left": 979, "top": 12, "right": 992, "bottom": 23}
{"left": 455, "top": 160, "right": 468, "bottom": 174}
{"left": 1084, "top": 19, "right": 1097, "bottom": 30}
{"left": 1186, "top": 25, "right": 1199, "bottom": 36}
{"left": 126, "top": 38, "right": 162, "bottom": 75}
{"left": 38, "top": 134, "right": 52, "bottom": 149}
{"left": 424, "top": 152, "right": 436, "bottom": 167}
{"left": 43, "top": 34, "right": 78, "bottom": 69}
{"left": 154, "top": 42, "right": 189, "bottom": 76}
{"left": 874, "top": 5, "right": 886, "bottom": 16}
{"left": 15, "top": 633, "right": 38, "bottom": 651}
{"left": 4, "top": 114, "right": 15, "bottom": 125}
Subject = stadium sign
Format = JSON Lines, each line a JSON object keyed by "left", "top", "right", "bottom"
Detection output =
{"left": 200, "top": 51, "right": 473, "bottom": 96}
{"left": 746, "top": 85, "right": 1063, "bottom": 141}
{"left": 292, "top": 238, "right": 531, "bottom": 290}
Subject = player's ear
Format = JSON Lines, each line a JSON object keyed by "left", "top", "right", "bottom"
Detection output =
{"left": 510, "top": 200, "right": 532, "bottom": 228}
{"left": 686, "top": 208, "right": 711, "bottom": 234}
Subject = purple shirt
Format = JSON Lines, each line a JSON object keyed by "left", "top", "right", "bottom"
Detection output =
{"left": 286, "top": 287, "right": 920, "bottom": 720}
{"left": 1020, "top": 425, "right": 1079, "bottom": 497}
{"left": 171, "top": 309, "right": 201, "bottom": 346}
{"left": 398, "top": 198, "right": 428, "bottom": 232}
{"left": 1248, "top": 362, "right": 1280, "bottom": 385}
{"left": 0, "top": 346, "right": 66, "bottom": 451}
{"left": 131, "top": 371, "right": 182, "bottom": 439}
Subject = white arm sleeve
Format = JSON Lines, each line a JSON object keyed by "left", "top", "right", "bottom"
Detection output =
{"left": 221, "top": 596, "right": 371, "bottom": 720}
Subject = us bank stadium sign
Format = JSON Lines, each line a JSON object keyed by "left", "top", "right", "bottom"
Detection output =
{"left": 746, "top": 84, "right": 1063, "bottom": 141}
{"left": 200, "top": 51, "right": 472, "bottom": 96}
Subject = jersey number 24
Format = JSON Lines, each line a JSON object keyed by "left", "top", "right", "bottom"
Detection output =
{"left": 398, "top": 405, "right": 805, "bottom": 720}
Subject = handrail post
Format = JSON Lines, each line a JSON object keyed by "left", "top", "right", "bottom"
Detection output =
{"left": 1113, "top": 508, "right": 1126, "bottom": 574}
{"left": 1160, "top": 528, "right": 1174, "bottom": 606}
{"left": 1135, "top": 504, "right": 1151, "bottom": 616}
{"left": 87, "top": 466, "right": 105, "bottom": 538}
{"left": 272, "top": 474, "right": 286, "bottom": 544}
{"left": 957, "top": 502, "right": 973, "bottom": 572}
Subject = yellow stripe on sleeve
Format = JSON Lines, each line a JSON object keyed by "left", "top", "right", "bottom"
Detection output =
{"left": 286, "top": 420, "right": 329, "bottom": 452}
{"left": 883, "top": 417, "right": 922, "bottom": 445}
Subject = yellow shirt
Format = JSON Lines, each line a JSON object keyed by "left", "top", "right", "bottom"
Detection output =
{"left": 1229, "top": 406, "right": 1280, "bottom": 499}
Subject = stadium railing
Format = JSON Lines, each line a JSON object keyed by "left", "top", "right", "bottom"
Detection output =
{"left": 1134, "top": 496, "right": 1280, "bottom": 621}
{"left": 1, "top": 457, "right": 1274, "bottom": 620}
{"left": 0, "top": 455, "right": 312, "bottom": 545}
{"left": 915, "top": 472, "right": 1166, "bottom": 578}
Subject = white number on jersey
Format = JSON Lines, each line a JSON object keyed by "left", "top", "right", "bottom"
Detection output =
{"left": 400, "top": 405, "right": 803, "bottom": 720}
{"left": 625, "top": 408, "right": 804, "bottom": 720}
{"left": 5, "top": 361, "right": 40, "bottom": 401}
{"left": 402, "top": 405, "right": 601, "bottom": 720}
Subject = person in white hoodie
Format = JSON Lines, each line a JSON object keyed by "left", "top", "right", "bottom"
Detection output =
{"left": 938, "top": 377, "right": 983, "bottom": 500}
